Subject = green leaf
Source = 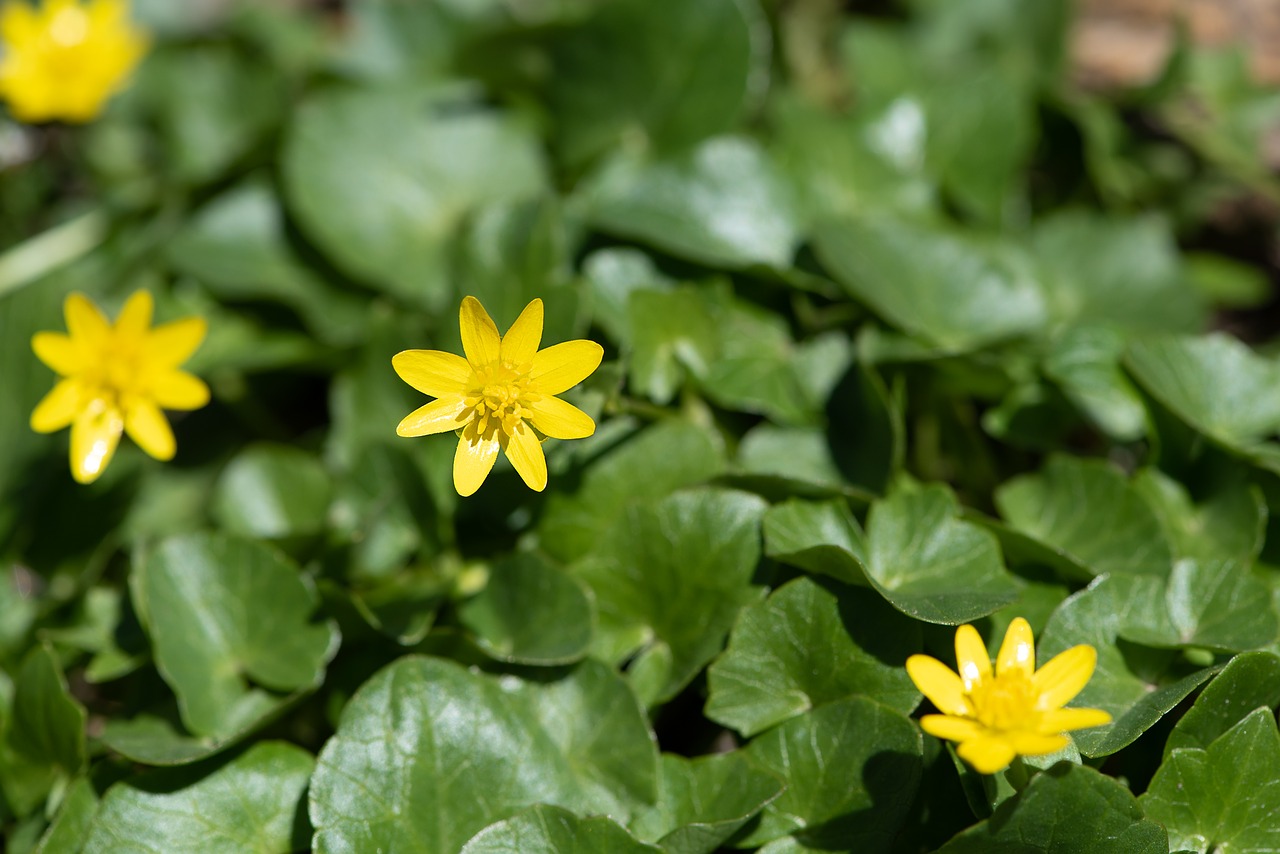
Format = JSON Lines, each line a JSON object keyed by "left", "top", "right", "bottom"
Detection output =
{"left": 461, "top": 804, "right": 660, "bottom": 854}
{"left": 572, "top": 488, "right": 767, "bottom": 704}
{"left": 35, "top": 775, "right": 98, "bottom": 854}
{"left": 8, "top": 642, "right": 86, "bottom": 775}
{"left": 739, "top": 697, "right": 922, "bottom": 852}
{"left": 1142, "top": 708, "right": 1280, "bottom": 854}
{"left": 584, "top": 137, "right": 801, "bottom": 269}
{"left": 1118, "top": 559, "right": 1278, "bottom": 653}
{"left": 627, "top": 288, "right": 720, "bottom": 405}
{"left": 706, "top": 577, "right": 920, "bottom": 736}
{"left": 98, "top": 703, "right": 289, "bottom": 767}
{"left": 763, "top": 498, "right": 868, "bottom": 586}
{"left": 539, "top": 419, "right": 725, "bottom": 562}
{"left": 862, "top": 485, "right": 1018, "bottom": 624}
{"left": 1133, "top": 468, "right": 1267, "bottom": 563}
{"left": 457, "top": 553, "right": 594, "bottom": 665}
{"left": 1038, "top": 575, "right": 1218, "bottom": 757}
{"left": 994, "top": 456, "right": 1173, "bottom": 580}
{"left": 309, "top": 657, "right": 658, "bottom": 854}
{"left": 813, "top": 214, "right": 1046, "bottom": 351}
{"left": 734, "top": 426, "right": 851, "bottom": 495}
{"left": 212, "top": 444, "right": 333, "bottom": 540}
{"left": 134, "top": 533, "right": 339, "bottom": 738}
{"left": 938, "top": 763, "right": 1168, "bottom": 853}
{"left": 1165, "top": 651, "right": 1280, "bottom": 758}
{"left": 583, "top": 248, "right": 675, "bottom": 345}
{"left": 1126, "top": 333, "right": 1280, "bottom": 451}
{"left": 1043, "top": 325, "right": 1148, "bottom": 442}
{"left": 82, "top": 742, "right": 313, "bottom": 854}
{"left": 284, "top": 86, "right": 545, "bottom": 305}
{"left": 547, "top": 0, "right": 768, "bottom": 168}
{"left": 630, "top": 753, "right": 783, "bottom": 854}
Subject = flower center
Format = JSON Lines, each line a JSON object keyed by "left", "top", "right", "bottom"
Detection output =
{"left": 79, "top": 338, "right": 148, "bottom": 412}
{"left": 465, "top": 362, "right": 539, "bottom": 438}
{"left": 968, "top": 675, "right": 1038, "bottom": 733}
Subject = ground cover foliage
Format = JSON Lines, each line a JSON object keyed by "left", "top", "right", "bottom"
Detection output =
{"left": 4, "top": 0, "right": 1280, "bottom": 851}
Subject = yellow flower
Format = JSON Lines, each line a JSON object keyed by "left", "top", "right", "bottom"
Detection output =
{"left": 0, "top": 0, "right": 147, "bottom": 124}
{"left": 30, "top": 290, "right": 209, "bottom": 484}
{"left": 393, "top": 296, "right": 603, "bottom": 497}
{"left": 906, "top": 617, "right": 1112, "bottom": 774}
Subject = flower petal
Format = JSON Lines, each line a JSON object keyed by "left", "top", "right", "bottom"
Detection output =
{"left": 453, "top": 423, "right": 500, "bottom": 497}
{"left": 150, "top": 371, "right": 210, "bottom": 411}
{"left": 526, "top": 395, "right": 595, "bottom": 440}
{"left": 500, "top": 298, "right": 543, "bottom": 366}
{"left": 397, "top": 395, "right": 468, "bottom": 437}
{"left": 460, "top": 296, "right": 501, "bottom": 368}
{"left": 146, "top": 317, "right": 207, "bottom": 367}
{"left": 114, "top": 290, "right": 153, "bottom": 340}
{"left": 1032, "top": 645, "right": 1098, "bottom": 711}
{"left": 1037, "top": 707, "right": 1112, "bottom": 733}
{"left": 530, "top": 340, "right": 604, "bottom": 395}
{"left": 70, "top": 403, "right": 124, "bottom": 484}
{"left": 64, "top": 293, "right": 110, "bottom": 350}
{"left": 392, "top": 350, "right": 472, "bottom": 398}
{"left": 503, "top": 422, "right": 547, "bottom": 492}
{"left": 30, "top": 379, "right": 80, "bottom": 432}
{"left": 919, "top": 715, "right": 985, "bottom": 744}
{"left": 0, "top": 2, "right": 37, "bottom": 45}
{"left": 1007, "top": 732, "right": 1069, "bottom": 756}
{"left": 956, "top": 735, "right": 1017, "bottom": 775}
{"left": 31, "top": 332, "right": 81, "bottom": 375}
{"left": 906, "top": 655, "right": 969, "bottom": 716}
{"left": 996, "top": 617, "right": 1036, "bottom": 680}
{"left": 954, "top": 624, "right": 992, "bottom": 691}
{"left": 124, "top": 399, "right": 175, "bottom": 461}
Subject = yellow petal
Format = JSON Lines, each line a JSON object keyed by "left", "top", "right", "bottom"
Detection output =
{"left": 500, "top": 298, "right": 543, "bottom": 366}
{"left": 114, "top": 290, "right": 153, "bottom": 341}
{"left": 459, "top": 296, "right": 501, "bottom": 368}
{"left": 392, "top": 350, "right": 472, "bottom": 397}
{"left": 919, "top": 714, "right": 984, "bottom": 744}
{"left": 530, "top": 340, "right": 604, "bottom": 395}
{"left": 124, "top": 398, "right": 175, "bottom": 460}
{"left": 503, "top": 421, "right": 547, "bottom": 492}
{"left": 1032, "top": 645, "right": 1097, "bottom": 711}
{"left": 145, "top": 317, "right": 207, "bottom": 367}
{"left": 0, "top": 2, "right": 37, "bottom": 45}
{"left": 956, "top": 735, "right": 1017, "bottom": 775}
{"left": 30, "top": 379, "right": 80, "bottom": 432}
{"left": 526, "top": 395, "right": 595, "bottom": 440}
{"left": 65, "top": 293, "right": 110, "bottom": 350}
{"left": 906, "top": 655, "right": 969, "bottom": 716}
{"left": 70, "top": 402, "right": 123, "bottom": 484}
{"left": 453, "top": 423, "right": 500, "bottom": 497}
{"left": 996, "top": 617, "right": 1036, "bottom": 680}
{"left": 1008, "top": 732, "right": 1069, "bottom": 756}
{"left": 954, "top": 624, "right": 991, "bottom": 691}
{"left": 397, "top": 395, "right": 468, "bottom": 437}
{"left": 150, "top": 371, "right": 210, "bottom": 411}
{"left": 1037, "top": 707, "right": 1112, "bottom": 733}
{"left": 31, "top": 332, "right": 81, "bottom": 375}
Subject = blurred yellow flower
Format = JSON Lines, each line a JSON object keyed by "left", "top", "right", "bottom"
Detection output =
{"left": 0, "top": 0, "right": 147, "bottom": 123}
{"left": 31, "top": 291, "right": 209, "bottom": 484}
{"left": 393, "top": 296, "right": 603, "bottom": 497}
{"left": 906, "top": 618, "right": 1112, "bottom": 774}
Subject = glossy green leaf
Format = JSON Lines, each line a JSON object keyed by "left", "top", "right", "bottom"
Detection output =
{"left": 813, "top": 214, "right": 1046, "bottom": 351}
{"left": 1165, "top": 651, "right": 1280, "bottom": 758}
{"left": 212, "top": 444, "right": 332, "bottom": 540}
{"left": 1142, "top": 708, "right": 1280, "bottom": 854}
{"left": 739, "top": 697, "right": 922, "bottom": 852}
{"left": 630, "top": 753, "right": 783, "bottom": 854}
{"left": 735, "top": 426, "right": 851, "bottom": 495}
{"left": 82, "top": 741, "right": 313, "bottom": 854}
{"left": 585, "top": 137, "right": 801, "bottom": 269}
{"left": 8, "top": 642, "right": 86, "bottom": 775}
{"left": 862, "top": 485, "right": 1018, "bottom": 623}
{"left": 995, "top": 456, "right": 1173, "bottom": 580}
{"left": 134, "top": 533, "right": 339, "bottom": 738}
{"left": 1043, "top": 325, "right": 1148, "bottom": 442}
{"left": 572, "top": 488, "right": 766, "bottom": 704}
{"left": 35, "top": 775, "right": 98, "bottom": 854}
{"left": 462, "top": 804, "right": 659, "bottom": 854}
{"left": 309, "top": 656, "right": 658, "bottom": 854}
{"left": 1133, "top": 468, "right": 1267, "bottom": 563}
{"left": 938, "top": 763, "right": 1168, "bottom": 853}
{"left": 763, "top": 498, "right": 867, "bottom": 586}
{"left": 284, "top": 86, "right": 545, "bottom": 304}
{"left": 627, "top": 287, "right": 720, "bottom": 405}
{"left": 706, "top": 577, "right": 919, "bottom": 736}
{"left": 457, "top": 553, "right": 594, "bottom": 665}
{"left": 1119, "top": 559, "right": 1278, "bottom": 653}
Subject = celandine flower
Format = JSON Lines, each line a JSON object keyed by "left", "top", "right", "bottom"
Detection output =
{"left": 0, "top": 0, "right": 147, "bottom": 123}
{"left": 393, "top": 296, "right": 603, "bottom": 497}
{"left": 906, "top": 617, "right": 1111, "bottom": 774}
{"left": 31, "top": 290, "right": 209, "bottom": 484}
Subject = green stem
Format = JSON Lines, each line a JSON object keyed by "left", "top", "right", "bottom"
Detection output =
{"left": 0, "top": 209, "right": 108, "bottom": 297}
{"left": 1004, "top": 756, "right": 1032, "bottom": 792}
